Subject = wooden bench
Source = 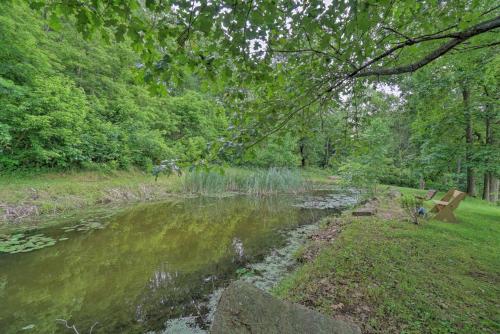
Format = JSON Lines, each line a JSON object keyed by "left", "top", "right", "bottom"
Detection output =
{"left": 415, "top": 189, "right": 438, "bottom": 201}
{"left": 430, "top": 189, "right": 466, "bottom": 223}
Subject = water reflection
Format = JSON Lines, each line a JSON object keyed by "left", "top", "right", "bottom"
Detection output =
{"left": 0, "top": 193, "right": 351, "bottom": 333}
{"left": 231, "top": 238, "right": 245, "bottom": 263}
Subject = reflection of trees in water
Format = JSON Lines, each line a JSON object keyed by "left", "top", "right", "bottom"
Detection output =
{"left": 0, "top": 194, "right": 341, "bottom": 333}
{"left": 126, "top": 196, "right": 331, "bottom": 330}
{"left": 148, "top": 263, "right": 178, "bottom": 292}
{"left": 135, "top": 261, "right": 236, "bottom": 331}
{"left": 232, "top": 237, "right": 245, "bottom": 263}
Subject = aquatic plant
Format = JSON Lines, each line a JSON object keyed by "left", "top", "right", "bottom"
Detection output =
{"left": 61, "top": 220, "right": 105, "bottom": 232}
{"left": 235, "top": 267, "right": 256, "bottom": 278}
{"left": 0, "top": 219, "right": 107, "bottom": 254}
{"left": 182, "top": 168, "right": 310, "bottom": 195}
{"left": 0, "top": 233, "right": 56, "bottom": 254}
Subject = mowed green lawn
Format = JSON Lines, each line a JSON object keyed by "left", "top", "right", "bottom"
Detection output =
{"left": 275, "top": 187, "right": 500, "bottom": 333}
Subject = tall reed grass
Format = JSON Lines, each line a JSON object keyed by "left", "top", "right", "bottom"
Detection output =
{"left": 182, "top": 168, "right": 310, "bottom": 195}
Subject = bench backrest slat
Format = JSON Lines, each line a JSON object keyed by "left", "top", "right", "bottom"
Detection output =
{"left": 447, "top": 191, "right": 466, "bottom": 209}
{"left": 441, "top": 189, "right": 455, "bottom": 202}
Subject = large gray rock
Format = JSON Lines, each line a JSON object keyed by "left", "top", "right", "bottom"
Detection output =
{"left": 210, "top": 281, "right": 361, "bottom": 334}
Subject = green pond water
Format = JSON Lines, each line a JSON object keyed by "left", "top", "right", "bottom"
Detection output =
{"left": 0, "top": 193, "right": 354, "bottom": 333}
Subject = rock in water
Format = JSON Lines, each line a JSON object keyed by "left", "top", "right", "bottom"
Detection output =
{"left": 210, "top": 281, "right": 361, "bottom": 334}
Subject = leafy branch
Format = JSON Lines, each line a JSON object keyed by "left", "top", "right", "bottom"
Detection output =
{"left": 354, "top": 16, "right": 500, "bottom": 77}
{"left": 246, "top": 15, "right": 500, "bottom": 148}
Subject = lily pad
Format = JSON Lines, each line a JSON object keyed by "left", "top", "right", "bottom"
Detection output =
{"left": 0, "top": 234, "right": 57, "bottom": 254}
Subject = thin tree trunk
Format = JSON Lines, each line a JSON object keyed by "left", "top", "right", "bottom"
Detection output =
{"left": 353, "top": 91, "right": 359, "bottom": 139}
{"left": 483, "top": 172, "right": 491, "bottom": 201}
{"left": 320, "top": 109, "right": 329, "bottom": 168}
{"left": 463, "top": 85, "right": 475, "bottom": 196}
{"left": 299, "top": 141, "right": 306, "bottom": 168}
{"left": 483, "top": 86, "right": 495, "bottom": 201}
{"left": 323, "top": 137, "right": 330, "bottom": 167}
{"left": 419, "top": 177, "right": 425, "bottom": 190}
{"left": 482, "top": 114, "right": 492, "bottom": 200}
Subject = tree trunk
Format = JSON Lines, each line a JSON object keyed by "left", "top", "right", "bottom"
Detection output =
{"left": 491, "top": 176, "right": 499, "bottom": 203}
{"left": 299, "top": 141, "right": 306, "bottom": 168}
{"left": 463, "top": 85, "right": 475, "bottom": 196}
{"left": 482, "top": 114, "right": 492, "bottom": 200}
{"left": 323, "top": 137, "right": 330, "bottom": 168}
{"left": 419, "top": 177, "right": 425, "bottom": 190}
{"left": 483, "top": 86, "right": 495, "bottom": 201}
{"left": 483, "top": 172, "right": 491, "bottom": 201}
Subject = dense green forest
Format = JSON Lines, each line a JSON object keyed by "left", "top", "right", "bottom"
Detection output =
{"left": 0, "top": 1, "right": 498, "bottom": 199}
{"left": 0, "top": 3, "right": 229, "bottom": 171}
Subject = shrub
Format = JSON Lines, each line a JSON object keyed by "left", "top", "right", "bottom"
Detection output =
{"left": 400, "top": 195, "right": 424, "bottom": 224}
{"left": 379, "top": 166, "right": 418, "bottom": 188}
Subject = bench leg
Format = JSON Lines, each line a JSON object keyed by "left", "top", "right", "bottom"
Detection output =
{"left": 434, "top": 207, "right": 458, "bottom": 223}
{"left": 430, "top": 204, "right": 442, "bottom": 213}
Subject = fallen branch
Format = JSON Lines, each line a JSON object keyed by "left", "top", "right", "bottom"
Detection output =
{"left": 56, "top": 319, "right": 80, "bottom": 334}
{"left": 56, "top": 319, "right": 99, "bottom": 334}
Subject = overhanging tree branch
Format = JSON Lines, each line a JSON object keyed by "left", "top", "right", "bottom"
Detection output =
{"left": 249, "top": 16, "right": 499, "bottom": 148}
{"left": 455, "top": 41, "right": 500, "bottom": 52}
{"left": 354, "top": 16, "right": 500, "bottom": 77}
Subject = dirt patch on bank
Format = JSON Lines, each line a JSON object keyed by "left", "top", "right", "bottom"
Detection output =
{"left": 0, "top": 203, "right": 40, "bottom": 223}
{"left": 297, "top": 217, "right": 345, "bottom": 263}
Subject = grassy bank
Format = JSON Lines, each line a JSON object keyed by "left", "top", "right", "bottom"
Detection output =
{"left": 275, "top": 187, "right": 500, "bottom": 333}
{"left": 0, "top": 170, "right": 182, "bottom": 227}
{"left": 0, "top": 168, "right": 318, "bottom": 228}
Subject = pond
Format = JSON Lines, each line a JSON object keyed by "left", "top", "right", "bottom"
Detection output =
{"left": 0, "top": 191, "right": 358, "bottom": 333}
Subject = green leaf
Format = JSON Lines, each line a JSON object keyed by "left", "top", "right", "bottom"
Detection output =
{"left": 48, "top": 13, "right": 61, "bottom": 30}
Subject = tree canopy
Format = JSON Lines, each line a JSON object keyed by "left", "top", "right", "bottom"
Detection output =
{"left": 1, "top": 1, "right": 499, "bottom": 198}
{"left": 27, "top": 0, "right": 499, "bottom": 142}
